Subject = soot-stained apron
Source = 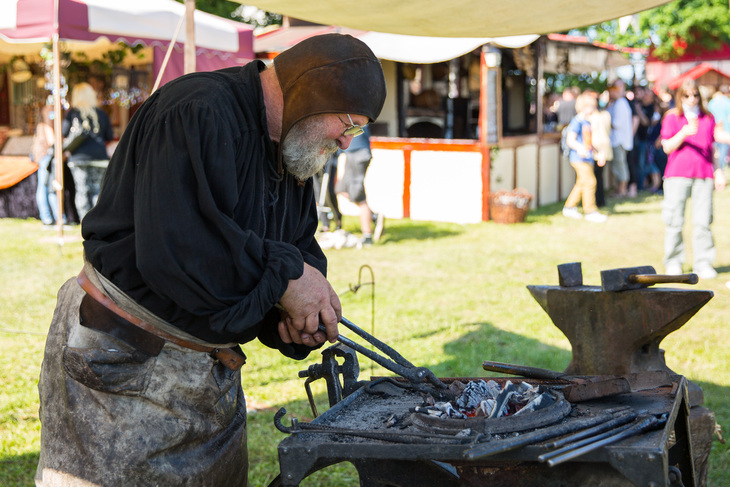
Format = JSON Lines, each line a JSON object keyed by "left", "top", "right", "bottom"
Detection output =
{"left": 36, "top": 276, "right": 248, "bottom": 487}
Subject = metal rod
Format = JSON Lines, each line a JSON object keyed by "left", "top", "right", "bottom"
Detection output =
{"left": 339, "top": 316, "right": 416, "bottom": 369}
{"left": 322, "top": 325, "right": 411, "bottom": 378}
{"left": 546, "top": 415, "right": 664, "bottom": 467}
{"left": 541, "top": 411, "right": 637, "bottom": 448}
{"left": 273, "top": 408, "right": 472, "bottom": 444}
{"left": 537, "top": 415, "right": 638, "bottom": 462}
{"left": 481, "top": 360, "right": 565, "bottom": 380}
{"left": 318, "top": 319, "right": 447, "bottom": 388}
{"left": 463, "top": 411, "right": 619, "bottom": 460}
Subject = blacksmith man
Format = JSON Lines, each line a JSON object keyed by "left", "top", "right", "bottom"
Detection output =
{"left": 35, "top": 34, "right": 386, "bottom": 486}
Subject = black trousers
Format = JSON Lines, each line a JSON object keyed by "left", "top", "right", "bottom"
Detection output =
{"left": 594, "top": 163, "right": 605, "bottom": 207}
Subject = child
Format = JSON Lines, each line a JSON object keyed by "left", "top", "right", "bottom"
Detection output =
{"left": 562, "top": 93, "right": 608, "bottom": 223}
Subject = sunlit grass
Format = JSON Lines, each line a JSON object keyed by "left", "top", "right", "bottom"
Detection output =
{"left": 2, "top": 186, "right": 729, "bottom": 486}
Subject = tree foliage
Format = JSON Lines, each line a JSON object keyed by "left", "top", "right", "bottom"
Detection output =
{"left": 175, "top": 0, "right": 282, "bottom": 29}
{"left": 183, "top": 0, "right": 240, "bottom": 19}
{"left": 575, "top": 0, "right": 730, "bottom": 60}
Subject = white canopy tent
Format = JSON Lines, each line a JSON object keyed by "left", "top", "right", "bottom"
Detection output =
{"left": 356, "top": 33, "right": 540, "bottom": 64}
{"left": 240, "top": 0, "right": 669, "bottom": 38}
{"left": 255, "top": 24, "right": 541, "bottom": 64}
{"left": 247, "top": 1, "right": 656, "bottom": 223}
{"left": 0, "top": 0, "right": 253, "bottom": 72}
{"left": 0, "top": 0, "right": 254, "bottom": 240}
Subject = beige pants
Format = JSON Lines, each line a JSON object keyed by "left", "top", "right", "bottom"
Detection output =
{"left": 36, "top": 278, "right": 248, "bottom": 487}
{"left": 565, "top": 161, "right": 598, "bottom": 214}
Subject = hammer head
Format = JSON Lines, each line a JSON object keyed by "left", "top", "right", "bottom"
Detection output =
{"left": 601, "top": 265, "right": 656, "bottom": 292}
{"left": 558, "top": 262, "right": 583, "bottom": 287}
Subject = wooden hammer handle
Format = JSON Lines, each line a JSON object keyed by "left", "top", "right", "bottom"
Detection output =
{"left": 629, "top": 273, "right": 699, "bottom": 285}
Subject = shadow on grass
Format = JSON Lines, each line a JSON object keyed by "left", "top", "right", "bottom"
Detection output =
{"left": 0, "top": 452, "right": 39, "bottom": 487}
{"left": 604, "top": 194, "right": 664, "bottom": 216}
{"left": 527, "top": 194, "right": 663, "bottom": 221}
{"left": 714, "top": 264, "right": 730, "bottom": 274}
{"left": 262, "top": 322, "right": 574, "bottom": 485}
{"left": 379, "top": 222, "right": 464, "bottom": 243}
{"left": 275, "top": 321, "right": 574, "bottom": 419}
{"left": 266, "top": 323, "right": 730, "bottom": 486}
{"left": 437, "top": 322, "right": 572, "bottom": 376}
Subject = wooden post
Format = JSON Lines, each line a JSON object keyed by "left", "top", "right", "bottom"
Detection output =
{"left": 52, "top": 34, "right": 64, "bottom": 245}
{"left": 536, "top": 37, "right": 545, "bottom": 137}
{"left": 402, "top": 148, "right": 412, "bottom": 219}
{"left": 479, "top": 50, "right": 491, "bottom": 221}
{"left": 184, "top": 0, "right": 196, "bottom": 74}
{"left": 535, "top": 37, "right": 545, "bottom": 207}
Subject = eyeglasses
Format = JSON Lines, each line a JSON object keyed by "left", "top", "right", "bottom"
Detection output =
{"left": 682, "top": 92, "right": 699, "bottom": 99}
{"left": 340, "top": 114, "right": 365, "bottom": 137}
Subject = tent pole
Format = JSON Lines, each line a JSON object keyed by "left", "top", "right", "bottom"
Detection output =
{"left": 153, "top": 0, "right": 194, "bottom": 93}
{"left": 479, "top": 48, "right": 491, "bottom": 221}
{"left": 152, "top": 14, "right": 185, "bottom": 93}
{"left": 185, "top": 0, "right": 196, "bottom": 74}
{"left": 52, "top": 34, "right": 64, "bottom": 247}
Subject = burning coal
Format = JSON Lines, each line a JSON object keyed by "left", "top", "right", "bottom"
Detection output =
{"left": 415, "top": 380, "right": 556, "bottom": 420}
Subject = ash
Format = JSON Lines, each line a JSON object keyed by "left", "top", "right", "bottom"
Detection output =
{"left": 416, "top": 379, "right": 556, "bottom": 419}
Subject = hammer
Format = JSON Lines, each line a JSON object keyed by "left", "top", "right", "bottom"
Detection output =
{"left": 600, "top": 265, "right": 698, "bottom": 292}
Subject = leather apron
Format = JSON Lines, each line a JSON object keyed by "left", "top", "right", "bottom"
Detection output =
{"left": 35, "top": 277, "right": 248, "bottom": 486}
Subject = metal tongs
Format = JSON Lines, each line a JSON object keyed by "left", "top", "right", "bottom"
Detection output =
{"left": 320, "top": 317, "right": 447, "bottom": 390}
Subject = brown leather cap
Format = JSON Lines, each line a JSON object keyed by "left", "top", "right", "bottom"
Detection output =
{"left": 274, "top": 33, "right": 386, "bottom": 148}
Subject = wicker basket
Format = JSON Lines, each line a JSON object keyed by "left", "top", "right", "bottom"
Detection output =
{"left": 489, "top": 189, "right": 533, "bottom": 224}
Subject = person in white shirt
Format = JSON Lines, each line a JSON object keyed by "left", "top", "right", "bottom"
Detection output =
{"left": 607, "top": 79, "right": 634, "bottom": 197}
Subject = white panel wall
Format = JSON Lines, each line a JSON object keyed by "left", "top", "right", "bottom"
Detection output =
{"left": 336, "top": 138, "right": 567, "bottom": 224}
{"left": 515, "top": 144, "right": 538, "bottom": 209}
{"left": 539, "top": 143, "right": 561, "bottom": 206}
{"left": 409, "top": 151, "right": 483, "bottom": 224}
{"left": 490, "top": 147, "right": 513, "bottom": 192}
{"left": 338, "top": 148, "right": 406, "bottom": 219}
{"left": 560, "top": 154, "right": 576, "bottom": 198}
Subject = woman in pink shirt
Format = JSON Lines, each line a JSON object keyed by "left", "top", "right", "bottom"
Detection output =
{"left": 661, "top": 79, "right": 729, "bottom": 279}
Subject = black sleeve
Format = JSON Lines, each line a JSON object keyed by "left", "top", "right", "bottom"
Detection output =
{"left": 253, "top": 180, "right": 328, "bottom": 360}
{"left": 132, "top": 100, "right": 308, "bottom": 340}
{"left": 256, "top": 308, "right": 322, "bottom": 360}
{"left": 98, "top": 108, "right": 114, "bottom": 142}
{"left": 62, "top": 110, "right": 74, "bottom": 137}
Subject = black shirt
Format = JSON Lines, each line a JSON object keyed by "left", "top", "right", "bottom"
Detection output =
{"left": 82, "top": 62, "right": 325, "bottom": 358}
{"left": 62, "top": 107, "right": 114, "bottom": 162}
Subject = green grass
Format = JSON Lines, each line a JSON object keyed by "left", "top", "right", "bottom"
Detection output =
{"left": 2, "top": 189, "right": 730, "bottom": 486}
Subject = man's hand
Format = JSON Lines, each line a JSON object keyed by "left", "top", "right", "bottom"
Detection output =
{"left": 277, "top": 263, "right": 341, "bottom": 347}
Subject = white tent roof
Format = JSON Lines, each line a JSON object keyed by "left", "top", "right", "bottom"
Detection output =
{"left": 358, "top": 33, "right": 540, "bottom": 64}
{"left": 241, "top": 0, "right": 669, "bottom": 38}
{"left": 0, "top": 0, "right": 253, "bottom": 64}
{"left": 255, "top": 25, "right": 541, "bottom": 64}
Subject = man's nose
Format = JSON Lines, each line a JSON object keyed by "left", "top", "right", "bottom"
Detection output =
{"left": 337, "top": 135, "right": 353, "bottom": 150}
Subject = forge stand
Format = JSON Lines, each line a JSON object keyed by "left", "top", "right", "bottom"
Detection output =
{"left": 527, "top": 262, "right": 717, "bottom": 486}
{"left": 274, "top": 377, "right": 695, "bottom": 487}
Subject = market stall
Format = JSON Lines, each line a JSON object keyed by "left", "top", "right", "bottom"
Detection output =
{"left": 0, "top": 0, "right": 254, "bottom": 222}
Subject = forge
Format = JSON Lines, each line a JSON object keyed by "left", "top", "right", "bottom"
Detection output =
{"left": 269, "top": 263, "right": 717, "bottom": 487}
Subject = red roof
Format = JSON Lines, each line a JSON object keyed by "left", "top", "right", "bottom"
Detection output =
{"left": 648, "top": 43, "right": 730, "bottom": 63}
{"left": 255, "top": 25, "right": 365, "bottom": 58}
{"left": 666, "top": 62, "right": 730, "bottom": 90}
{"left": 546, "top": 33, "right": 647, "bottom": 55}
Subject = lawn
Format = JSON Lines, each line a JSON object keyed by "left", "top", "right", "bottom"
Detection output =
{"left": 1, "top": 189, "right": 729, "bottom": 486}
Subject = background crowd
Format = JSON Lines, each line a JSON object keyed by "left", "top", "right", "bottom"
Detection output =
{"left": 29, "top": 81, "right": 113, "bottom": 228}
{"left": 553, "top": 78, "right": 730, "bottom": 282}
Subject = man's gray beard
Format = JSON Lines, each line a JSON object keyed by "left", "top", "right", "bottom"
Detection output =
{"left": 282, "top": 117, "right": 338, "bottom": 181}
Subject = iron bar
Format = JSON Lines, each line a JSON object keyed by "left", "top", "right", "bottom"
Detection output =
{"left": 545, "top": 414, "right": 668, "bottom": 466}
{"left": 463, "top": 411, "right": 620, "bottom": 460}
{"left": 541, "top": 410, "right": 637, "bottom": 448}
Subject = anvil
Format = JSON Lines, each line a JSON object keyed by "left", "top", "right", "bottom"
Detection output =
{"left": 527, "top": 263, "right": 713, "bottom": 406}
